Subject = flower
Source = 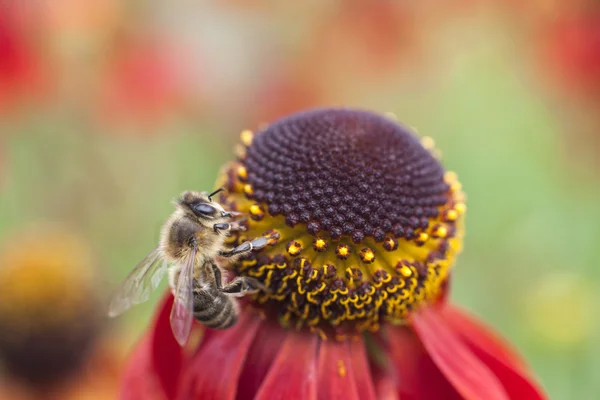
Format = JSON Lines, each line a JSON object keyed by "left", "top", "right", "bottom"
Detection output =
{"left": 94, "top": 34, "right": 192, "bottom": 130}
{"left": 308, "top": 1, "right": 416, "bottom": 79}
{"left": 0, "top": 227, "right": 120, "bottom": 398}
{"left": 539, "top": 10, "right": 600, "bottom": 96}
{"left": 121, "top": 109, "right": 547, "bottom": 399}
{"left": 250, "top": 66, "right": 325, "bottom": 127}
{"left": 0, "top": 5, "right": 46, "bottom": 113}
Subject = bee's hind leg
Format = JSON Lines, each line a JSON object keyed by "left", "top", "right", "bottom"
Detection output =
{"left": 210, "top": 262, "right": 223, "bottom": 290}
{"left": 220, "top": 276, "right": 266, "bottom": 296}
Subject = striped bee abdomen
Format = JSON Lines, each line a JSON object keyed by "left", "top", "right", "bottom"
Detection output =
{"left": 192, "top": 290, "right": 238, "bottom": 330}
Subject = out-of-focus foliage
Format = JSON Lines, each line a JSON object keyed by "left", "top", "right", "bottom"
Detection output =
{"left": 1, "top": 1, "right": 599, "bottom": 399}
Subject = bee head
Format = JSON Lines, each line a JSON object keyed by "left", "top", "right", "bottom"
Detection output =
{"left": 176, "top": 190, "right": 232, "bottom": 222}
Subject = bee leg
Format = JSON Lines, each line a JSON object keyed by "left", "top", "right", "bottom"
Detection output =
{"left": 218, "top": 236, "right": 269, "bottom": 258}
{"left": 213, "top": 223, "right": 231, "bottom": 233}
{"left": 221, "top": 276, "right": 266, "bottom": 296}
{"left": 211, "top": 262, "right": 223, "bottom": 290}
{"left": 221, "top": 211, "right": 243, "bottom": 219}
{"left": 229, "top": 222, "right": 247, "bottom": 232}
{"left": 214, "top": 222, "right": 246, "bottom": 233}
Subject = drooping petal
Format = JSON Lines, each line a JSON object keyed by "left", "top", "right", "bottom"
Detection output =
{"left": 236, "top": 319, "right": 287, "bottom": 400}
{"left": 371, "top": 368, "right": 399, "bottom": 400}
{"left": 441, "top": 305, "right": 527, "bottom": 370}
{"left": 255, "top": 331, "right": 318, "bottom": 400}
{"left": 412, "top": 307, "right": 509, "bottom": 400}
{"left": 385, "top": 325, "right": 462, "bottom": 400}
{"left": 120, "top": 336, "right": 167, "bottom": 400}
{"left": 441, "top": 306, "right": 547, "bottom": 400}
{"left": 178, "top": 311, "right": 261, "bottom": 400}
{"left": 316, "top": 340, "right": 360, "bottom": 400}
{"left": 121, "top": 294, "right": 180, "bottom": 400}
{"left": 348, "top": 339, "right": 377, "bottom": 400}
{"left": 151, "top": 294, "right": 183, "bottom": 400}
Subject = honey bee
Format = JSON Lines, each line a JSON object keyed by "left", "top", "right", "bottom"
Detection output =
{"left": 108, "top": 188, "right": 274, "bottom": 346}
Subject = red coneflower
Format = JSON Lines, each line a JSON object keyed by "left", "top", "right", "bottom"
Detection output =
{"left": 121, "top": 109, "right": 547, "bottom": 399}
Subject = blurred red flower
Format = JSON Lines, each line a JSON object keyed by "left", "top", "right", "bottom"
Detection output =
{"left": 0, "top": 6, "right": 47, "bottom": 113}
{"left": 95, "top": 35, "right": 192, "bottom": 129}
{"left": 250, "top": 66, "right": 325, "bottom": 126}
{"left": 308, "top": 1, "right": 417, "bottom": 81}
{"left": 122, "top": 295, "right": 546, "bottom": 399}
{"left": 538, "top": 10, "right": 600, "bottom": 96}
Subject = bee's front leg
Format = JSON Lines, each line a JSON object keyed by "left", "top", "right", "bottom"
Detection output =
{"left": 218, "top": 236, "right": 268, "bottom": 258}
{"left": 213, "top": 222, "right": 246, "bottom": 234}
{"left": 218, "top": 232, "right": 280, "bottom": 258}
{"left": 213, "top": 223, "right": 231, "bottom": 233}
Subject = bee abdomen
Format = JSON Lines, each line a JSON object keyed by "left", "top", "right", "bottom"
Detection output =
{"left": 193, "top": 293, "right": 238, "bottom": 330}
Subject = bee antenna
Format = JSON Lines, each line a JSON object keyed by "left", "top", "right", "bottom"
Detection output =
{"left": 208, "top": 187, "right": 225, "bottom": 202}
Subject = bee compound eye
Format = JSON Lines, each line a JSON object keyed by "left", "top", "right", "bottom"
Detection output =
{"left": 192, "top": 202, "right": 217, "bottom": 217}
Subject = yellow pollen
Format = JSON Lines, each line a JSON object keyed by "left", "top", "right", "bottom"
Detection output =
{"left": 400, "top": 266, "right": 413, "bottom": 277}
{"left": 240, "top": 129, "right": 254, "bottom": 146}
{"left": 237, "top": 166, "right": 248, "bottom": 180}
{"left": 243, "top": 184, "right": 254, "bottom": 196}
{"left": 383, "top": 236, "right": 398, "bottom": 251}
{"left": 250, "top": 204, "right": 264, "bottom": 216}
{"left": 416, "top": 232, "right": 429, "bottom": 245}
{"left": 455, "top": 203, "right": 466, "bottom": 215}
{"left": 286, "top": 241, "right": 303, "bottom": 256}
{"left": 433, "top": 226, "right": 448, "bottom": 238}
{"left": 359, "top": 248, "right": 375, "bottom": 264}
{"left": 337, "top": 360, "right": 347, "bottom": 377}
{"left": 421, "top": 136, "right": 436, "bottom": 150}
{"left": 336, "top": 245, "right": 350, "bottom": 260}
{"left": 444, "top": 171, "right": 458, "bottom": 183}
{"left": 451, "top": 182, "right": 463, "bottom": 193}
{"left": 313, "top": 238, "right": 328, "bottom": 251}
{"left": 445, "top": 209, "right": 458, "bottom": 221}
{"left": 345, "top": 267, "right": 354, "bottom": 283}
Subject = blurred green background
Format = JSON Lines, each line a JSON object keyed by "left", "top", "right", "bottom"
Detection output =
{"left": 1, "top": 1, "right": 600, "bottom": 399}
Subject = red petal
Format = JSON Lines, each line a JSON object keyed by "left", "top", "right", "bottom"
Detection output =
{"left": 316, "top": 340, "right": 360, "bottom": 400}
{"left": 255, "top": 331, "right": 318, "bottom": 400}
{"left": 121, "top": 294, "right": 180, "bottom": 400}
{"left": 442, "top": 306, "right": 548, "bottom": 400}
{"left": 348, "top": 339, "right": 377, "bottom": 400}
{"left": 177, "top": 310, "right": 261, "bottom": 400}
{"left": 120, "top": 335, "right": 167, "bottom": 400}
{"left": 441, "top": 305, "right": 527, "bottom": 370}
{"left": 412, "top": 307, "right": 509, "bottom": 400}
{"left": 151, "top": 294, "right": 183, "bottom": 399}
{"left": 372, "top": 370, "right": 398, "bottom": 400}
{"left": 386, "top": 326, "right": 462, "bottom": 400}
{"left": 236, "top": 320, "right": 287, "bottom": 400}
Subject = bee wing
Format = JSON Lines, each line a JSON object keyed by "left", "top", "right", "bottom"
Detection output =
{"left": 108, "top": 248, "right": 168, "bottom": 317}
{"left": 170, "top": 245, "right": 196, "bottom": 346}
